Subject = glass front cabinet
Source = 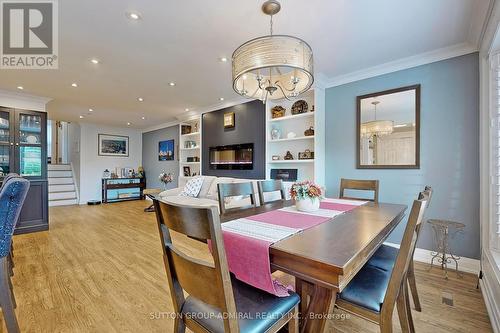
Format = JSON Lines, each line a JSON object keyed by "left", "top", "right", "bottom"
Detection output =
{"left": 0, "top": 107, "right": 48, "bottom": 234}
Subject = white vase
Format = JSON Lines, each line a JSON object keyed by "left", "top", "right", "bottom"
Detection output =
{"left": 295, "top": 197, "right": 320, "bottom": 212}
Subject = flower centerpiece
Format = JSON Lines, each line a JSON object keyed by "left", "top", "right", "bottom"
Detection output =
{"left": 159, "top": 171, "right": 173, "bottom": 190}
{"left": 289, "top": 180, "right": 323, "bottom": 212}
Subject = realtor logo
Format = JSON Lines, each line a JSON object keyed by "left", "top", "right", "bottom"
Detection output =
{"left": 1, "top": 0, "right": 58, "bottom": 69}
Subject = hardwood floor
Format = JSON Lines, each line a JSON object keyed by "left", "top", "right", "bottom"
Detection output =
{"left": 1, "top": 200, "right": 493, "bottom": 332}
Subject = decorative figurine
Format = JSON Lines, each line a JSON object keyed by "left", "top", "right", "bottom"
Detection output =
{"left": 271, "top": 127, "right": 281, "bottom": 140}
{"left": 304, "top": 126, "right": 314, "bottom": 136}
{"left": 284, "top": 151, "right": 294, "bottom": 160}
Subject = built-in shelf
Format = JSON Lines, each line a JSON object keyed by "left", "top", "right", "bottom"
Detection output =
{"left": 268, "top": 112, "right": 314, "bottom": 123}
{"left": 268, "top": 136, "right": 314, "bottom": 143}
{"left": 269, "top": 159, "right": 315, "bottom": 164}
{"left": 181, "top": 131, "right": 200, "bottom": 137}
{"left": 180, "top": 161, "right": 201, "bottom": 165}
{"left": 180, "top": 147, "right": 200, "bottom": 150}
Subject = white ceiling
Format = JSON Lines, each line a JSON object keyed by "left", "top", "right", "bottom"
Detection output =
{"left": 0, "top": 0, "right": 491, "bottom": 129}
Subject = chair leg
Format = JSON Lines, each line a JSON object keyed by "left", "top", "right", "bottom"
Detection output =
{"left": 0, "top": 257, "right": 20, "bottom": 333}
{"left": 404, "top": 282, "right": 415, "bottom": 333}
{"left": 173, "top": 317, "right": 185, "bottom": 333}
{"left": 396, "top": 286, "right": 410, "bottom": 333}
{"left": 407, "top": 261, "right": 421, "bottom": 312}
{"left": 288, "top": 305, "right": 299, "bottom": 333}
{"left": 7, "top": 253, "right": 14, "bottom": 276}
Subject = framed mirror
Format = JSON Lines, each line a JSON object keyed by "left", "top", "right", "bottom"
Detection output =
{"left": 356, "top": 85, "right": 420, "bottom": 169}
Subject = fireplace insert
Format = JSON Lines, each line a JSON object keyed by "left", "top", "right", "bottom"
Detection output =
{"left": 209, "top": 143, "right": 253, "bottom": 170}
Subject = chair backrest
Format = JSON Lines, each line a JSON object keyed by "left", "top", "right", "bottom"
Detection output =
{"left": 152, "top": 199, "right": 239, "bottom": 332}
{"left": 380, "top": 197, "right": 427, "bottom": 320}
{"left": 339, "top": 178, "right": 379, "bottom": 202}
{"left": 0, "top": 176, "right": 30, "bottom": 258}
{"left": 257, "top": 180, "right": 285, "bottom": 204}
{"left": 217, "top": 182, "right": 256, "bottom": 215}
{"left": 415, "top": 186, "right": 432, "bottom": 235}
{"left": 1, "top": 173, "right": 19, "bottom": 190}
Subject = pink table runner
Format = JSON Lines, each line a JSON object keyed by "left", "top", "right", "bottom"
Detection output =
{"left": 219, "top": 198, "right": 367, "bottom": 296}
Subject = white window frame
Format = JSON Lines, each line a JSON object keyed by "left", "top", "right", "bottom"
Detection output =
{"left": 489, "top": 52, "right": 500, "bottom": 251}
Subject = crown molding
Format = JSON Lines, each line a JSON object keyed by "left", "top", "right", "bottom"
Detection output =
{"left": 141, "top": 120, "right": 180, "bottom": 133}
{"left": 0, "top": 89, "right": 52, "bottom": 111}
{"left": 324, "top": 42, "right": 477, "bottom": 88}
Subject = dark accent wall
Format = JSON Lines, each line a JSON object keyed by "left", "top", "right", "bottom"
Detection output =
{"left": 142, "top": 125, "right": 179, "bottom": 189}
{"left": 202, "top": 100, "right": 265, "bottom": 179}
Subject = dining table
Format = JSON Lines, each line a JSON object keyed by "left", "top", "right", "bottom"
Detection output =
{"left": 220, "top": 199, "right": 407, "bottom": 333}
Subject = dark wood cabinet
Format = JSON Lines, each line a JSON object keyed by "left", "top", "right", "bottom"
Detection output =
{"left": 0, "top": 107, "right": 48, "bottom": 234}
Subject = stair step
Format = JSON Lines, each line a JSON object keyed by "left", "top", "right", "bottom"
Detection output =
{"left": 49, "top": 184, "right": 75, "bottom": 193}
{"left": 49, "top": 198, "right": 78, "bottom": 207}
{"left": 48, "top": 177, "right": 74, "bottom": 185}
{"left": 48, "top": 170, "right": 72, "bottom": 178}
{"left": 49, "top": 191, "right": 77, "bottom": 200}
{"left": 48, "top": 164, "right": 72, "bottom": 171}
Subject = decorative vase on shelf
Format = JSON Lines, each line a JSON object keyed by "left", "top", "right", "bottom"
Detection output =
{"left": 295, "top": 197, "right": 320, "bottom": 212}
{"left": 271, "top": 127, "right": 281, "bottom": 140}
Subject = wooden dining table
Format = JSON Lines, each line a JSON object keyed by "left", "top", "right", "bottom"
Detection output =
{"left": 220, "top": 200, "right": 407, "bottom": 333}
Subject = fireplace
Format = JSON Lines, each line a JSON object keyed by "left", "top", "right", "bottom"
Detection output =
{"left": 209, "top": 143, "right": 253, "bottom": 170}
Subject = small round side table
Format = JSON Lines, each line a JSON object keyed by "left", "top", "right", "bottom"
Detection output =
{"left": 427, "top": 219, "right": 465, "bottom": 279}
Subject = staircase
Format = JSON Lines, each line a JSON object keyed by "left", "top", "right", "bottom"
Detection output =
{"left": 48, "top": 164, "right": 78, "bottom": 206}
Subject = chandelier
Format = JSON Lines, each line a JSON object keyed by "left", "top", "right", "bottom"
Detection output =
{"left": 361, "top": 101, "right": 394, "bottom": 138}
{"left": 232, "top": 0, "right": 314, "bottom": 103}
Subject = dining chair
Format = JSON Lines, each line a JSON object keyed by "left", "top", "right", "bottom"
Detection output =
{"left": 335, "top": 196, "right": 428, "bottom": 333}
{"left": 339, "top": 178, "right": 379, "bottom": 202}
{"left": 152, "top": 199, "right": 299, "bottom": 333}
{"left": 0, "top": 176, "right": 30, "bottom": 333}
{"left": 257, "top": 180, "right": 285, "bottom": 204}
{"left": 368, "top": 186, "right": 433, "bottom": 313}
{"left": 217, "top": 182, "right": 257, "bottom": 215}
{"left": 2, "top": 174, "right": 20, "bottom": 274}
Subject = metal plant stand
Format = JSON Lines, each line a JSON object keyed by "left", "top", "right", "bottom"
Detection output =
{"left": 427, "top": 219, "right": 465, "bottom": 279}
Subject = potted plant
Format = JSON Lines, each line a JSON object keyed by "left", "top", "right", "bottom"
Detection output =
{"left": 290, "top": 181, "right": 323, "bottom": 212}
{"left": 159, "top": 171, "right": 173, "bottom": 190}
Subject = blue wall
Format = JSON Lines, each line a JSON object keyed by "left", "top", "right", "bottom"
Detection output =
{"left": 325, "top": 53, "right": 479, "bottom": 259}
{"left": 142, "top": 125, "right": 179, "bottom": 189}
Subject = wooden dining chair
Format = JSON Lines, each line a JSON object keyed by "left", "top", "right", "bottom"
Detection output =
{"left": 335, "top": 196, "right": 428, "bottom": 333}
{"left": 217, "top": 182, "right": 257, "bottom": 215}
{"left": 0, "top": 176, "right": 30, "bottom": 333}
{"left": 152, "top": 199, "right": 299, "bottom": 333}
{"left": 257, "top": 180, "right": 285, "bottom": 204}
{"left": 339, "top": 178, "right": 379, "bottom": 202}
{"left": 368, "top": 186, "right": 433, "bottom": 313}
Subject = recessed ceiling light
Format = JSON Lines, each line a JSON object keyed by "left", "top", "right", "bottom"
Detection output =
{"left": 169, "top": 82, "right": 176, "bottom": 86}
{"left": 71, "top": 83, "right": 78, "bottom": 87}
{"left": 127, "top": 11, "right": 141, "bottom": 20}
{"left": 141, "top": 116, "right": 145, "bottom": 120}
{"left": 17, "top": 86, "right": 23, "bottom": 90}
{"left": 88, "top": 108, "right": 93, "bottom": 112}
{"left": 185, "top": 108, "right": 190, "bottom": 112}
{"left": 90, "top": 58, "right": 99, "bottom": 64}
{"left": 79, "top": 115, "right": 84, "bottom": 119}
{"left": 219, "top": 97, "right": 224, "bottom": 101}
{"left": 137, "top": 97, "right": 144, "bottom": 102}
{"left": 127, "top": 122, "right": 131, "bottom": 126}
{"left": 220, "top": 57, "right": 228, "bottom": 62}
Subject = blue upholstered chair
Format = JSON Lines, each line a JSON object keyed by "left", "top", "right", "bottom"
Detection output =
{"left": 335, "top": 197, "right": 428, "bottom": 333}
{"left": 0, "top": 176, "right": 30, "bottom": 333}
{"left": 153, "top": 199, "right": 299, "bottom": 333}
{"left": 2, "top": 173, "right": 20, "bottom": 274}
{"left": 367, "top": 186, "right": 432, "bottom": 313}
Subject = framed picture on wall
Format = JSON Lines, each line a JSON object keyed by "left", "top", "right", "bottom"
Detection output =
{"left": 223, "top": 112, "right": 235, "bottom": 128}
{"left": 159, "top": 139, "right": 175, "bottom": 161}
{"left": 98, "top": 134, "right": 129, "bottom": 157}
{"left": 183, "top": 166, "right": 191, "bottom": 177}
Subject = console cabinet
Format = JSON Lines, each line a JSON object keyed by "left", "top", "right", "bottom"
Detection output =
{"left": 0, "top": 106, "right": 48, "bottom": 234}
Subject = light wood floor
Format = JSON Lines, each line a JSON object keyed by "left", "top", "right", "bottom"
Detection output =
{"left": 0, "top": 200, "right": 493, "bottom": 333}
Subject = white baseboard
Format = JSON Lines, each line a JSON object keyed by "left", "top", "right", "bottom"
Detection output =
{"left": 384, "top": 242, "right": 480, "bottom": 275}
